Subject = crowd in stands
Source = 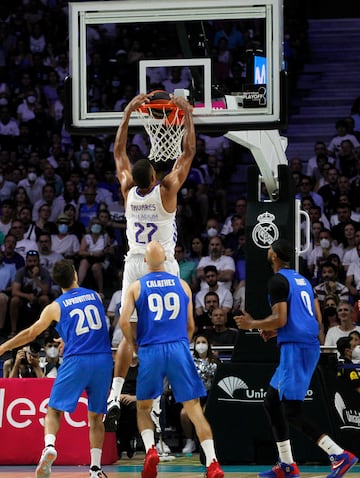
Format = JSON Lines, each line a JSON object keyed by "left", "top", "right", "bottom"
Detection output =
{"left": 0, "top": 0, "right": 359, "bottom": 458}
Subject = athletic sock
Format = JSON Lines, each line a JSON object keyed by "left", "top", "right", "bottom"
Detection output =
{"left": 44, "top": 434, "right": 56, "bottom": 447}
{"left": 318, "top": 435, "right": 344, "bottom": 456}
{"left": 109, "top": 377, "right": 125, "bottom": 401}
{"left": 200, "top": 439, "right": 217, "bottom": 467}
{"left": 277, "top": 440, "right": 294, "bottom": 464}
{"left": 141, "top": 429, "right": 155, "bottom": 452}
{"left": 90, "top": 448, "right": 102, "bottom": 468}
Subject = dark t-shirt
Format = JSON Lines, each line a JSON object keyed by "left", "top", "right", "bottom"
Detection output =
{"left": 268, "top": 273, "right": 289, "bottom": 305}
{"left": 205, "top": 328, "right": 238, "bottom": 345}
{"left": 14, "top": 265, "right": 51, "bottom": 294}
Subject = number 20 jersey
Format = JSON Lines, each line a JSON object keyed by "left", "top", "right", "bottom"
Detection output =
{"left": 125, "top": 185, "right": 177, "bottom": 257}
{"left": 135, "top": 271, "right": 189, "bottom": 346}
{"left": 55, "top": 287, "right": 111, "bottom": 358}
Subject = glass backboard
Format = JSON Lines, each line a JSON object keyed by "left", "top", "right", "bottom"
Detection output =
{"left": 66, "top": 0, "right": 287, "bottom": 134}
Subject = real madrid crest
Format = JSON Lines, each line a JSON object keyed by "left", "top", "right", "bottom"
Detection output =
{"left": 252, "top": 211, "right": 279, "bottom": 249}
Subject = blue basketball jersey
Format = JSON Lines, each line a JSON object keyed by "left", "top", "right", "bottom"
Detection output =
{"left": 275, "top": 268, "right": 319, "bottom": 345}
{"left": 55, "top": 287, "right": 111, "bottom": 358}
{"left": 135, "top": 271, "right": 189, "bottom": 346}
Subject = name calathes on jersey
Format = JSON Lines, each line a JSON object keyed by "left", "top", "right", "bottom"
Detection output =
{"left": 146, "top": 279, "right": 176, "bottom": 288}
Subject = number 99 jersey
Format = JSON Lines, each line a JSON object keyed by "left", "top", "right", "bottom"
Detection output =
{"left": 135, "top": 271, "right": 189, "bottom": 346}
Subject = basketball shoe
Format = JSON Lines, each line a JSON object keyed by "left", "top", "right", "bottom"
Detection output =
{"left": 35, "top": 445, "right": 57, "bottom": 478}
{"left": 89, "top": 465, "right": 108, "bottom": 477}
{"left": 206, "top": 459, "right": 225, "bottom": 478}
{"left": 104, "top": 398, "right": 121, "bottom": 432}
{"left": 142, "top": 445, "right": 160, "bottom": 478}
{"left": 327, "top": 451, "right": 358, "bottom": 478}
{"left": 258, "top": 461, "right": 300, "bottom": 478}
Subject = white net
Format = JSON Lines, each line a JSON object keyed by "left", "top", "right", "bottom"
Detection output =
{"left": 136, "top": 106, "right": 185, "bottom": 162}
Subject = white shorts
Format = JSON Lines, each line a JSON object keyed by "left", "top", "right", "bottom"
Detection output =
{"left": 121, "top": 253, "right": 179, "bottom": 321}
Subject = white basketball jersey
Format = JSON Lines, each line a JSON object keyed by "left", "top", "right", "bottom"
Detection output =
{"left": 125, "top": 184, "right": 177, "bottom": 256}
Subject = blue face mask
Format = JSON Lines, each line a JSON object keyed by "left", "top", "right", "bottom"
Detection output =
{"left": 58, "top": 224, "right": 68, "bottom": 234}
{"left": 91, "top": 224, "right": 102, "bottom": 234}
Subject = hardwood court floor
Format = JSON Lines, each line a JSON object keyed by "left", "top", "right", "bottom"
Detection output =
{"left": 0, "top": 454, "right": 359, "bottom": 478}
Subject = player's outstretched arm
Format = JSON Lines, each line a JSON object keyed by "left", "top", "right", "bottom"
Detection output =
{"left": 114, "top": 93, "right": 151, "bottom": 196}
{"left": 181, "top": 278, "right": 195, "bottom": 342}
{"left": 163, "top": 96, "right": 195, "bottom": 193}
{"left": 0, "top": 301, "right": 60, "bottom": 357}
{"left": 120, "top": 281, "right": 140, "bottom": 346}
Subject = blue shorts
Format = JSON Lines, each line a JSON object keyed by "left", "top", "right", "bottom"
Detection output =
{"left": 270, "top": 343, "right": 320, "bottom": 400}
{"left": 137, "top": 341, "right": 206, "bottom": 403}
{"left": 49, "top": 353, "right": 113, "bottom": 414}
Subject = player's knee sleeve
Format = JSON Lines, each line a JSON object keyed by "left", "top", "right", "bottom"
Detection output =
{"left": 264, "top": 387, "right": 289, "bottom": 442}
{"left": 283, "top": 400, "right": 302, "bottom": 426}
{"left": 283, "top": 399, "right": 322, "bottom": 442}
{"left": 264, "top": 386, "right": 280, "bottom": 415}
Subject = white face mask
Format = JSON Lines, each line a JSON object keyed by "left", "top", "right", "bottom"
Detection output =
{"left": 28, "top": 172, "right": 37, "bottom": 182}
{"left": 46, "top": 346, "right": 59, "bottom": 359}
{"left": 207, "top": 227, "right": 218, "bottom": 238}
{"left": 27, "top": 95, "right": 36, "bottom": 104}
{"left": 352, "top": 345, "right": 360, "bottom": 363}
{"left": 195, "top": 343, "right": 208, "bottom": 355}
{"left": 320, "top": 238, "right": 330, "bottom": 249}
{"left": 80, "top": 160, "right": 90, "bottom": 169}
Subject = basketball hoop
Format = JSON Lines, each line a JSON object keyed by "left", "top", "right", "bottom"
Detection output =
{"left": 137, "top": 103, "right": 185, "bottom": 162}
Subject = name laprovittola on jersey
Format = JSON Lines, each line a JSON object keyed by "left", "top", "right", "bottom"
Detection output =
{"left": 55, "top": 287, "right": 111, "bottom": 358}
{"left": 126, "top": 185, "right": 177, "bottom": 256}
{"left": 269, "top": 268, "right": 320, "bottom": 345}
{"left": 135, "top": 271, "right": 189, "bottom": 346}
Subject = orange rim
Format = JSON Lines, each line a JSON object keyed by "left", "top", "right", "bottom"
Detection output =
{"left": 138, "top": 103, "right": 183, "bottom": 114}
{"left": 138, "top": 104, "right": 184, "bottom": 125}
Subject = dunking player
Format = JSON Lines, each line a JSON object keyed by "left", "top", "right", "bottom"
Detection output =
{"left": 235, "top": 239, "right": 358, "bottom": 478}
{"left": 0, "top": 259, "right": 112, "bottom": 478}
{"left": 106, "top": 92, "right": 195, "bottom": 425}
{"left": 120, "top": 241, "right": 224, "bottom": 478}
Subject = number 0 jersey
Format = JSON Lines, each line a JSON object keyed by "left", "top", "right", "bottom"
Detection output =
{"left": 125, "top": 184, "right": 177, "bottom": 257}
{"left": 135, "top": 271, "right": 189, "bottom": 346}
{"left": 269, "top": 268, "right": 320, "bottom": 346}
{"left": 55, "top": 287, "right": 111, "bottom": 358}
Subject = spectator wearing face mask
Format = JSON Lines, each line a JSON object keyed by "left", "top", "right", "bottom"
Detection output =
{"left": 77, "top": 217, "right": 115, "bottom": 296}
{"left": 16, "top": 91, "right": 38, "bottom": 122}
{"left": 307, "top": 228, "right": 343, "bottom": 285}
{"left": 180, "top": 335, "right": 221, "bottom": 454}
{"left": 321, "top": 294, "right": 340, "bottom": 341}
{"left": 43, "top": 334, "right": 62, "bottom": 378}
{"left": 51, "top": 213, "right": 80, "bottom": 260}
{"left": 202, "top": 218, "right": 221, "bottom": 242}
{"left": 18, "top": 165, "right": 46, "bottom": 205}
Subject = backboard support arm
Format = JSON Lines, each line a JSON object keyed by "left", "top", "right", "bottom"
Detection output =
{"left": 224, "top": 129, "right": 288, "bottom": 200}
